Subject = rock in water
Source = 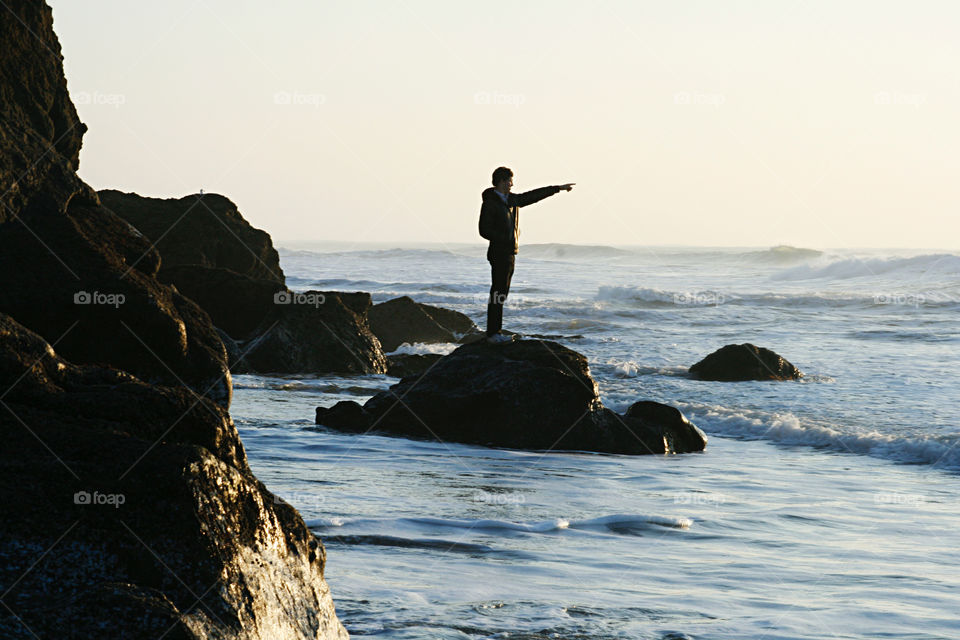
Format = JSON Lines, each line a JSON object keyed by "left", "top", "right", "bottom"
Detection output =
{"left": 0, "top": 313, "right": 348, "bottom": 638}
{"left": 241, "top": 290, "right": 387, "bottom": 374}
{"left": 316, "top": 339, "right": 706, "bottom": 454}
{"left": 368, "top": 296, "right": 457, "bottom": 351}
{"left": 625, "top": 400, "right": 710, "bottom": 455}
{"left": 159, "top": 264, "right": 286, "bottom": 340}
{"left": 689, "top": 343, "right": 803, "bottom": 381}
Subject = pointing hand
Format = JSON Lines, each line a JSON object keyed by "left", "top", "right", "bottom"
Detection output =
{"left": 560, "top": 183, "right": 575, "bottom": 192}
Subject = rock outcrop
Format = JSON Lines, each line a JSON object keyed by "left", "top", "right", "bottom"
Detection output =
{"left": 0, "top": 203, "right": 233, "bottom": 406}
{"left": 99, "top": 189, "right": 285, "bottom": 282}
{"left": 689, "top": 343, "right": 803, "bottom": 381}
{"left": 99, "top": 189, "right": 288, "bottom": 343}
{"left": 0, "top": 2, "right": 347, "bottom": 636}
{"left": 0, "top": 0, "right": 92, "bottom": 223}
{"left": 316, "top": 339, "right": 706, "bottom": 454}
{"left": 368, "top": 296, "right": 480, "bottom": 352}
{"left": 158, "top": 264, "right": 286, "bottom": 340}
{"left": 97, "top": 190, "right": 392, "bottom": 378}
{"left": 239, "top": 290, "right": 387, "bottom": 375}
{"left": 0, "top": 313, "right": 347, "bottom": 638}
{"left": 0, "top": 2, "right": 231, "bottom": 406}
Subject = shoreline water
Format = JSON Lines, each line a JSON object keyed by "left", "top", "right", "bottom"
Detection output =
{"left": 233, "top": 242, "right": 960, "bottom": 638}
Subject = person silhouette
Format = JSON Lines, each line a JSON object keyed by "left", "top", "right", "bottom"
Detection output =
{"left": 478, "top": 166, "right": 574, "bottom": 343}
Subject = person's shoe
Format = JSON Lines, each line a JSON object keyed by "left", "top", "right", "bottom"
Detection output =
{"left": 485, "top": 332, "right": 513, "bottom": 344}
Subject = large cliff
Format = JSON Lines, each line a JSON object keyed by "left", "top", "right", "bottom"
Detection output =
{"left": 0, "top": 2, "right": 348, "bottom": 637}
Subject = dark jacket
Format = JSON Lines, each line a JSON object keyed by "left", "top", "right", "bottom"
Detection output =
{"left": 478, "top": 185, "right": 561, "bottom": 259}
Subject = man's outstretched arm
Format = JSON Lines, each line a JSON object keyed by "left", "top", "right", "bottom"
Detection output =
{"left": 516, "top": 183, "right": 575, "bottom": 207}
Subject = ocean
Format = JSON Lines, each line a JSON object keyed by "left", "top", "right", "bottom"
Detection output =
{"left": 232, "top": 243, "right": 960, "bottom": 639}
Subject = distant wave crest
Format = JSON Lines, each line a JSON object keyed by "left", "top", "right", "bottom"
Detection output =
{"left": 772, "top": 253, "right": 960, "bottom": 282}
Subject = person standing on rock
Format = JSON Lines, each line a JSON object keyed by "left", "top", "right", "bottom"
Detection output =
{"left": 479, "top": 167, "right": 574, "bottom": 343}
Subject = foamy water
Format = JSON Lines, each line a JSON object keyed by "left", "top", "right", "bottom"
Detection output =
{"left": 234, "top": 243, "right": 960, "bottom": 639}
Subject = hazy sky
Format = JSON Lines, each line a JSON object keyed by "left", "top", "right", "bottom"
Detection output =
{"left": 48, "top": 0, "right": 958, "bottom": 249}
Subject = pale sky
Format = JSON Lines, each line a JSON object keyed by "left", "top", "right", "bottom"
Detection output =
{"left": 48, "top": 0, "right": 959, "bottom": 249}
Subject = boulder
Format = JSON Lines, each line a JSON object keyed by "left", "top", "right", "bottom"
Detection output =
{"left": 689, "top": 343, "right": 803, "bottom": 381}
{"left": 368, "top": 296, "right": 455, "bottom": 351}
{"left": 418, "top": 304, "right": 477, "bottom": 336}
{"left": 99, "top": 189, "right": 285, "bottom": 282}
{"left": 0, "top": 203, "right": 232, "bottom": 407}
{"left": 625, "top": 400, "right": 710, "bottom": 455}
{"left": 240, "top": 290, "right": 387, "bottom": 374}
{"left": 386, "top": 352, "right": 443, "bottom": 378}
{"left": 0, "top": 313, "right": 347, "bottom": 638}
{"left": 159, "top": 264, "right": 286, "bottom": 340}
{"left": 368, "top": 296, "right": 479, "bottom": 352}
{"left": 316, "top": 339, "right": 706, "bottom": 454}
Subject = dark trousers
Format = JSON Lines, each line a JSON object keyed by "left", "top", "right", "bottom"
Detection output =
{"left": 486, "top": 253, "right": 515, "bottom": 335}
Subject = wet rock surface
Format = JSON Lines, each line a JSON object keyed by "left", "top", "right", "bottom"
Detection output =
{"left": 369, "top": 296, "right": 480, "bottom": 351}
{"left": 690, "top": 343, "right": 803, "bottom": 381}
{"left": 239, "top": 291, "right": 387, "bottom": 375}
{"left": 316, "top": 339, "right": 706, "bottom": 455}
{"left": 0, "top": 2, "right": 348, "bottom": 637}
{"left": 0, "top": 313, "right": 348, "bottom": 638}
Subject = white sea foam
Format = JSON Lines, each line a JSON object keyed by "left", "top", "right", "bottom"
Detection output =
{"left": 687, "top": 405, "right": 960, "bottom": 470}
{"left": 596, "top": 285, "right": 957, "bottom": 309}
{"left": 387, "top": 342, "right": 459, "bottom": 356}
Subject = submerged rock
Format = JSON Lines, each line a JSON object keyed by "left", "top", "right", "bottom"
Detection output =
{"left": 316, "top": 339, "right": 706, "bottom": 454}
{"left": 0, "top": 313, "right": 348, "bottom": 638}
{"left": 689, "top": 343, "right": 803, "bottom": 381}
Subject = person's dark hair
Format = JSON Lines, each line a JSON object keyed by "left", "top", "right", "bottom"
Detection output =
{"left": 492, "top": 166, "right": 513, "bottom": 186}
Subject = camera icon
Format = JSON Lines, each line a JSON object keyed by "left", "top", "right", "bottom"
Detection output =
{"left": 273, "top": 291, "right": 292, "bottom": 305}
{"left": 74, "top": 291, "right": 92, "bottom": 304}
{"left": 74, "top": 490, "right": 91, "bottom": 505}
